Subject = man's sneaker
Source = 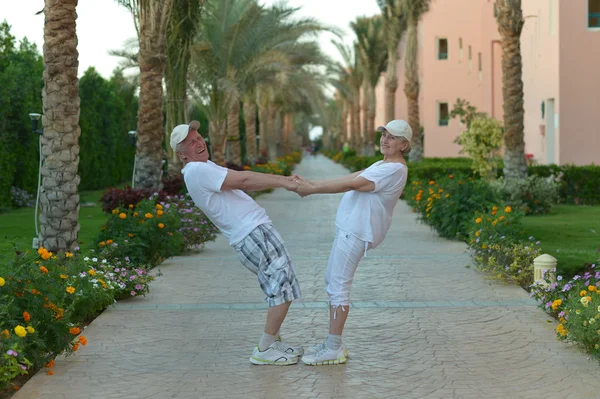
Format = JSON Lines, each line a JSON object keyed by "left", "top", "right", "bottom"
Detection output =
{"left": 301, "top": 344, "right": 348, "bottom": 366}
{"left": 249, "top": 343, "right": 299, "bottom": 366}
{"left": 304, "top": 341, "right": 349, "bottom": 358}
{"left": 275, "top": 336, "right": 304, "bottom": 356}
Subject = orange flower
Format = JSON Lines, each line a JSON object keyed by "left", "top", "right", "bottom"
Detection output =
{"left": 23, "top": 312, "right": 31, "bottom": 322}
{"left": 69, "top": 327, "right": 81, "bottom": 335}
{"left": 128, "top": 233, "right": 134, "bottom": 238}
{"left": 448, "top": 174, "right": 454, "bottom": 179}
{"left": 45, "top": 359, "right": 54, "bottom": 368}
{"left": 1, "top": 329, "right": 10, "bottom": 339}
{"left": 106, "top": 239, "right": 113, "bottom": 245}
{"left": 491, "top": 211, "right": 497, "bottom": 216}
{"left": 72, "top": 343, "right": 79, "bottom": 351}
{"left": 429, "top": 181, "right": 435, "bottom": 185}
{"left": 13, "top": 386, "right": 19, "bottom": 391}
{"left": 499, "top": 216, "right": 505, "bottom": 221}
{"left": 99, "top": 241, "right": 106, "bottom": 247}
{"left": 129, "top": 204, "right": 134, "bottom": 209}
{"left": 156, "top": 204, "right": 163, "bottom": 210}
{"left": 145, "top": 213, "right": 153, "bottom": 219}
{"left": 158, "top": 223, "right": 165, "bottom": 229}
{"left": 66, "top": 286, "right": 75, "bottom": 294}
{"left": 157, "top": 210, "right": 164, "bottom": 216}
{"left": 505, "top": 206, "right": 512, "bottom": 213}
{"left": 78, "top": 335, "right": 88, "bottom": 346}
{"left": 40, "top": 266, "right": 49, "bottom": 274}
{"left": 47, "top": 370, "right": 54, "bottom": 376}
{"left": 119, "top": 213, "right": 127, "bottom": 219}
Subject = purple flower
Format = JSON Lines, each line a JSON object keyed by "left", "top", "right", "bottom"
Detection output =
{"left": 135, "top": 284, "right": 143, "bottom": 290}
{"left": 562, "top": 284, "right": 573, "bottom": 292}
{"left": 20, "top": 364, "right": 27, "bottom": 370}
{"left": 586, "top": 280, "right": 590, "bottom": 286}
{"left": 558, "top": 311, "right": 565, "bottom": 318}
{"left": 129, "top": 275, "right": 137, "bottom": 281}
{"left": 137, "top": 270, "right": 144, "bottom": 276}
{"left": 574, "top": 275, "right": 580, "bottom": 281}
{"left": 6, "top": 350, "right": 15, "bottom": 356}
{"left": 131, "top": 291, "right": 136, "bottom": 296}
{"left": 125, "top": 257, "right": 130, "bottom": 262}
{"left": 74, "top": 246, "right": 80, "bottom": 251}
{"left": 545, "top": 301, "right": 553, "bottom": 309}
{"left": 557, "top": 276, "right": 563, "bottom": 281}
{"left": 114, "top": 268, "right": 120, "bottom": 272}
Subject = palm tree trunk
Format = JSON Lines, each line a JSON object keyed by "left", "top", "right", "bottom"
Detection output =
{"left": 497, "top": 0, "right": 527, "bottom": 180}
{"left": 40, "top": 0, "right": 81, "bottom": 251}
{"left": 209, "top": 119, "right": 227, "bottom": 165}
{"left": 385, "top": 45, "right": 399, "bottom": 122}
{"left": 341, "top": 101, "right": 348, "bottom": 144}
{"left": 361, "top": 83, "right": 369, "bottom": 150}
{"left": 267, "top": 106, "right": 279, "bottom": 160}
{"left": 244, "top": 102, "right": 258, "bottom": 164}
{"left": 366, "top": 83, "right": 376, "bottom": 156}
{"left": 404, "top": 20, "right": 423, "bottom": 162}
{"left": 227, "top": 100, "right": 241, "bottom": 166}
{"left": 259, "top": 106, "right": 268, "bottom": 159}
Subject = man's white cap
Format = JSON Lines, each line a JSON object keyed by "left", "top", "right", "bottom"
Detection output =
{"left": 170, "top": 120, "right": 201, "bottom": 151}
{"left": 376, "top": 119, "right": 413, "bottom": 141}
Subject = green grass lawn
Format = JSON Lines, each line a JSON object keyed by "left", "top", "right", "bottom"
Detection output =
{"left": 0, "top": 189, "right": 110, "bottom": 264}
{"left": 522, "top": 205, "right": 600, "bottom": 277}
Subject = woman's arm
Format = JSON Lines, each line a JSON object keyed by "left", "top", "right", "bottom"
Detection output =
{"left": 222, "top": 170, "right": 297, "bottom": 192}
{"left": 294, "top": 170, "right": 364, "bottom": 186}
{"left": 296, "top": 176, "right": 375, "bottom": 197}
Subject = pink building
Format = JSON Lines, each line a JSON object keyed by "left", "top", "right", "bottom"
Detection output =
{"left": 370, "top": 0, "right": 600, "bottom": 165}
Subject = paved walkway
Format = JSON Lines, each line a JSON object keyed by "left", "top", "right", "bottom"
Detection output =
{"left": 14, "top": 155, "right": 600, "bottom": 399}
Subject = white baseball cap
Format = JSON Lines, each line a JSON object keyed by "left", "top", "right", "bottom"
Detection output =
{"left": 170, "top": 120, "right": 201, "bottom": 151}
{"left": 376, "top": 119, "right": 413, "bottom": 141}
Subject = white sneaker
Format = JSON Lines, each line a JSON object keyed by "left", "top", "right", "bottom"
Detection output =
{"left": 305, "top": 341, "right": 349, "bottom": 358}
{"left": 249, "top": 343, "right": 299, "bottom": 366}
{"left": 301, "top": 344, "right": 348, "bottom": 366}
{"left": 275, "top": 336, "right": 304, "bottom": 356}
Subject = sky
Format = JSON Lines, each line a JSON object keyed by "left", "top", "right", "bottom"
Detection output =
{"left": 0, "top": 0, "right": 381, "bottom": 138}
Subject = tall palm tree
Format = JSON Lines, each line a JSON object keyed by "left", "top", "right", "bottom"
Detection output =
{"left": 351, "top": 16, "right": 387, "bottom": 155}
{"left": 402, "top": 0, "right": 431, "bottom": 162}
{"left": 165, "top": 0, "right": 205, "bottom": 167}
{"left": 118, "top": 0, "right": 175, "bottom": 190}
{"left": 39, "top": 0, "right": 81, "bottom": 251}
{"left": 378, "top": 0, "right": 407, "bottom": 122}
{"left": 331, "top": 41, "right": 363, "bottom": 150}
{"left": 495, "top": 0, "right": 528, "bottom": 180}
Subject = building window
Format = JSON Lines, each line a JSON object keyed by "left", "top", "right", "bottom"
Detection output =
{"left": 590, "top": 0, "right": 600, "bottom": 28}
{"left": 478, "top": 52, "right": 482, "bottom": 80}
{"left": 468, "top": 46, "right": 472, "bottom": 70}
{"left": 437, "top": 38, "right": 448, "bottom": 60}
{"left": 459, "top": 38, "right": 463, "bottom": 60}
{"left": 438, "top": 103, "right": 449, "bottom": 126}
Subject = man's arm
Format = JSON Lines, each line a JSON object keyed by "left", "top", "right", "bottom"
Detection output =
{"left": 221, "top": 170, "right": 297, "bottom": 192}
{"left": 296, "top": 176, "right": 375, "bottom": 197}
{"left": 294, "top": 170, "right": 364, "bottom": 186}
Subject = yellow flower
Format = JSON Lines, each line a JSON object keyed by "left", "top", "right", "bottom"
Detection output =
{"left": 158, "top": 223, "right": 165, "bottom": 229}
{"left": 129, "top": 204, "right": 134, "bottom": 209}
{"left": 475, "top": 231, "right": 480, "bottom": 237}
{"left": 589, "top": 285, "right": 598, "bottom": 292}
{"left": 492, "top": 206, "right": 498, "bottom": 211}
{"left": 551, "top": 299, "right": 562, "bottom": 310}
{"left": 556, "top": 324, "right": 567, "bottom": 337}
{"left": 475, "top": 218, "right": 482, "bottom": 224}
{"left": 156, "top": 204, "right": 163, "bottom": 210}
{"left": 0, "top": 277, "right": 4, "bottom": 286}
{"left": 65, "top": 252, "right": 73, "bottom": 258}
{"left": 505, "top": 206, "right": 512, "bottom": 213}
{"left": 112, "top": 209, "right": 119, "bottom": 215}
{"left": 492, "top": 220, "right": 498, "bottom": 226}
{"left": 577, "top": 310, "right": 582, "bottom": 314}
{"left": 499, "top": 216, "right": 505, "bottom": 221}
{"left": 60, "top": 274, "right": 68, "bottom": 279}
{"left": 581, "top": 290, "right": 588, "bottom": 297}
{"left": 145, "top": 213, "right": 153, "bottom": 219}
{"left": 119, "top": 213, "right": 127, "bottom": 219}
{"left": 26, "top": 326, "right": 35, "bottom": 334}
{"left": 14, "top": 326, "right": 27, "bottom": 338}
{"left": 596, "top": 344, "right": 599, "bottom": 350}
{"left": 134, "top": 212, "right": 139, "bottom": 217}
{"left": 88, "top": 269, "right": 96, "bottom": 276}
{"left": 66, "top": 286, "right": 75, "bottom": 294}
{"left": 157, "top": 210, "right": 164, "bottom": 216}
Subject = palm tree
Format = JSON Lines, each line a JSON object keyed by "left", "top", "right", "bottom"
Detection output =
{"left": 118, "top": 0, "right": 175, "bottom": 190}
{"left": 402, "top": 0, "right": 431, "bottom": 162}
{"left": 331, "top": 41, "right": 363, "bottom": 150}
{"left": 351, "top": 16, "right": 387, "bottom": 155}
{"left": 495, "top": 0, "right": 528, "bottom": 180}
{"left": 39, "top": 0, "right": 81, "bottom": 251}
{"left": 165, "top": 0, "right": 205, "bottom": 167}
{"left": 378, "top": 0, "right": 407, "bottom": 122}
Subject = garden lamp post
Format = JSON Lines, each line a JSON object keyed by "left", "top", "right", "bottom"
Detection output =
{"left": 128, "top": 130, "right": 137, "bottom": 188}
{"left": 28, "top": 113, "right": 43, "bottom": 249}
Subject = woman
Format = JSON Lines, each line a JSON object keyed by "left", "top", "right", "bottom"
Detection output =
{"left": 295, "top": 119, "right": 412, "bottom": 366}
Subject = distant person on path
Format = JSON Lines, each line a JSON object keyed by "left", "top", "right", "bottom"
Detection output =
{"left": 293, "top": 119, "right": 412, "bottom": 366}
{"left": 171, "top": 120, "right": 304, "bottom": 366}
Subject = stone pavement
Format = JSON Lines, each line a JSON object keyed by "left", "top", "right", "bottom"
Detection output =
{"left": 14, "top": 155, "right": 600, "bottom": 399}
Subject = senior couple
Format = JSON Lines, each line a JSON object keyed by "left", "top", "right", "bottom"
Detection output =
{"left": 170, "top": 119, "right": 412, "bottom": 366}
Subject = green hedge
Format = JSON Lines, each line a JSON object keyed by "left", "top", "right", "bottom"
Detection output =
{"left": 325, "top": 152, "right": 600, "bottom": 205}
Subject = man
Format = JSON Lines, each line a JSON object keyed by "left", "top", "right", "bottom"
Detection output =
{"left": 171, "top": 121, "right": 303, "bottom": 366}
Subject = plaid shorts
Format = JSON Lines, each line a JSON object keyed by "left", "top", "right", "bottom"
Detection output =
{"left": 233, "top": 224, "right": 302, "bottom": 307}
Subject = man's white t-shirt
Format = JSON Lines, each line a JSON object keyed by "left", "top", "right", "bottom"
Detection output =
{"left": 181, "top": 161, "right": 271, "bottom": 246}
{"left": 335, "top": 161, "right": 408, "bottom": 249}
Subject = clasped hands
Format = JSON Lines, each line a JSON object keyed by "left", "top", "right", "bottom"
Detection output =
{"left": 285, "top": 174, "right": 313, "bottom": 197}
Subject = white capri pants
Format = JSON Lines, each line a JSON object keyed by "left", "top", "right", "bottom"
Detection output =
{"left": 325, "top": 228, "right": 371, "bottom": 309}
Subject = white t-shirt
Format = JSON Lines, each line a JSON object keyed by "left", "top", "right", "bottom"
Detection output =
{"left": 181, "top": 161, "right": 271, "bottom": 246}
{"left": 335, "top": 161, "right": 408, "bottom": 249}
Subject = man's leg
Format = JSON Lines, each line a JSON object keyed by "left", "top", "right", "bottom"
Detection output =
{"left": 265, "top": 301, "right": 291, "bottom": 335}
